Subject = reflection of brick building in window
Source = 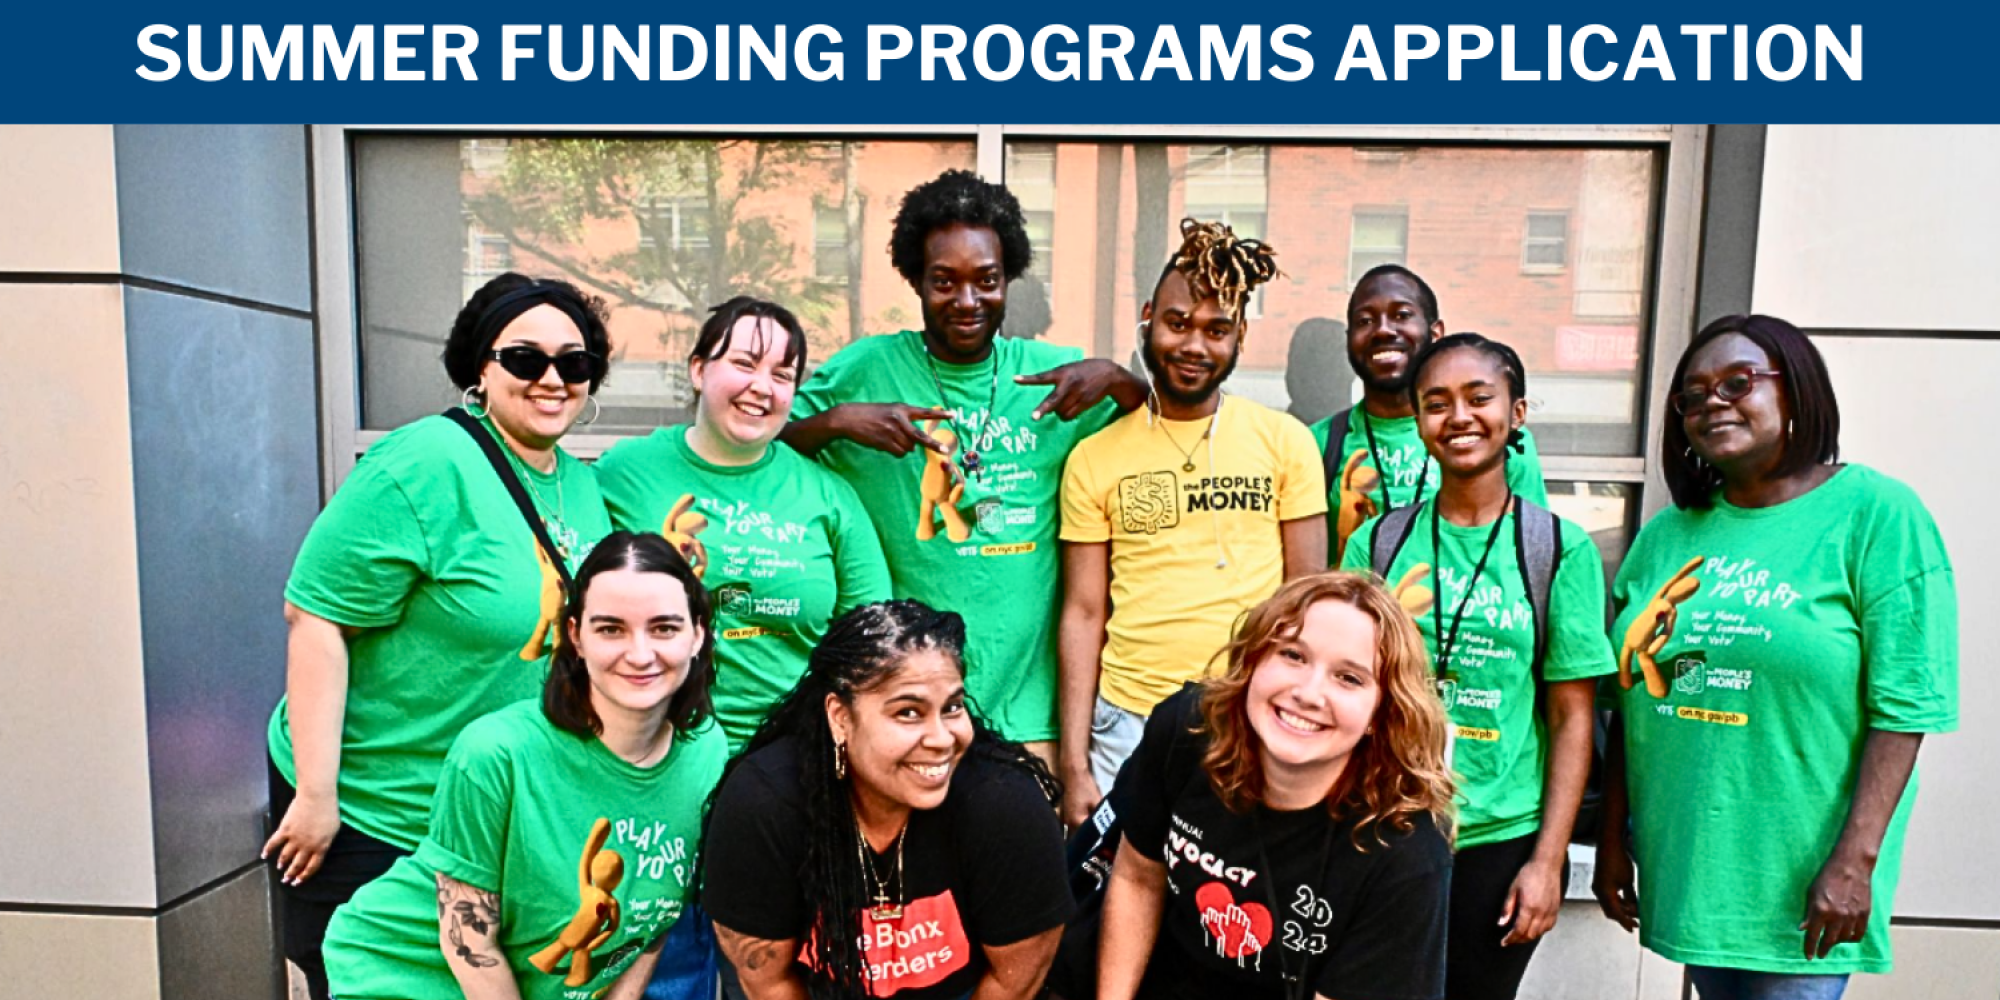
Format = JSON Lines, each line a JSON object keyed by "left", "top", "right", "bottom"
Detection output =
{"left": 453, "top": 138, "right": 976, "bottom": 424}
{"left": 1013, "top": 143, "right": 1654, "bottom": 451}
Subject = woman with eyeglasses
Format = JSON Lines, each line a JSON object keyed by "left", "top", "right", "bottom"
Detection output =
{"left": 596, "top": 297, "right": 891, "bottom": 752}
{"left": 1593, "top": 315, "right": 1957, "bottom": 1000}
{"left": 262, "top": 272, "right": 616, "bottom": 1000}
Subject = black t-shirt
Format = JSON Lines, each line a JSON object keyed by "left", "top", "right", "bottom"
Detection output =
{"left": 1116, "top": 687, "right": 1451, "bottom": 1000}
{"left": 702, "top": 736, "right": 1076, "bottom": 1000}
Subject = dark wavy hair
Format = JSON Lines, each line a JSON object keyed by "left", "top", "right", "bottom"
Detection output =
{"left": 888, "top": 170, "right": 1033, "bottom": 286}
{"left": 443, "top": 272, "right": 613, "bottom": 393}
{"left": 1662, "top": 314, "right": 1841, "bottom": 510}
{"left": 689, "top": 295, "right": 809, "bottom": 387}
{"left": 1406, "top": 332, "right": 1531, "bottom": 454}
{"left": 1349, "top": 263, "right": 1442, "bottom": 328}
{"left": 708, "top": 600, "right": 1057, "bottom": 1000}
{"left": 543, "top": 531, "right": 715, "bottom": 737}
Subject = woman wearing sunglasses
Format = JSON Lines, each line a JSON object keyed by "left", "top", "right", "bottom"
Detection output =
{"left": 262, "top": 272, "right": 617, "bottom": 1000}
{"left": 1593, "top": 315, "right": 1957, "bottom": 1000}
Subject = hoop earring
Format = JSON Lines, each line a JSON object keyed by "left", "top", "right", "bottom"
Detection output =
{"left": 579, "top": 395, "right": 601, "bottom": 427}
{"left": 834, "top": 739, "right": 848, "bottom": 780}
{"left": 461, "top": 386, "right": 489, "bottom": 419}
{"left": 1682, "top": 446, "right": 1706, "bottom": 469}
{"left": 1786, "top": 418, "right": 1794, "bottom": 440}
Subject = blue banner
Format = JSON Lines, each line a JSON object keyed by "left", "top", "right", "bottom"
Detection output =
{"left": 3, "top": 0, "right": 1988, "bottom": 122}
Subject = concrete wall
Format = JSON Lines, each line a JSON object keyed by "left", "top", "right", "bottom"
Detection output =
{"left": 0, "top": 124, "right": 314, "bottom": 1000}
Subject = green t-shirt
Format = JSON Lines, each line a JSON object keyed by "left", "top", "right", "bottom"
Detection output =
{"left": 1341, "top": 503, "right": 1615, "bottom": 847}
{"left": 1311, "top": 408, "right": 1548, "bottom": 565}
{"left": 325, "top": 702, "right": 726, "bottom": 1000}
{"left": 1608, "top": 465, "right": 1957, "bottom": 974}
{"left": 793, "top": 330, "right": 1121, "bottom": 742}
{"left": 595, "top": 427, "right": 892, "bottom": 750}
{"left": 267, "top": 414, "right": 613, "bottom": 850}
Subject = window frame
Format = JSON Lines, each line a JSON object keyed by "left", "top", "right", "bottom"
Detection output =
{"left": 312, "top": 123, "right": 1704, "bottom": 523}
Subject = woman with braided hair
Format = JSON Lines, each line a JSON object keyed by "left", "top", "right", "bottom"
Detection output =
{"left": 702, "top": 600, "right": 1075, "bottom": 1000}
{"left": 1059, "top": 217, "right": 1328, "bottom": 827}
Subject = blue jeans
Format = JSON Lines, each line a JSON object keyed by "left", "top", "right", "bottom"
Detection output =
{"left": 643, "top": 905, "right": 719, "bottom": 1000}
{"left": 1686, "top": 966, "right": 1850, "bottom": 1000}
{"left": 1087, "top": 696, "right": 1147, "bottom": 794}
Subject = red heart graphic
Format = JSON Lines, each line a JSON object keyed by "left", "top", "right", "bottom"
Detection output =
{"left": 1194, "top": 882, "right": 1273, "bottom": 959}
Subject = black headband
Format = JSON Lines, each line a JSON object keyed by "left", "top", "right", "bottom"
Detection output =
{"left": 473, "top": 283, "right": 597, "bottom": 373}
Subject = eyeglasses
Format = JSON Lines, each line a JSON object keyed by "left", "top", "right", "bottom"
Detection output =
{"left": 490, "top": 346, "right": 605, "bottom": 385}
{"left": 1671, "top": 368, "right": 1783, "bottom": 415}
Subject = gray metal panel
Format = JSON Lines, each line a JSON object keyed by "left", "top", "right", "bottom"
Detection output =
{"left": 125, "top": 288, "right": 319, "bottom": 904}
{"left": 157, "top": 865, "right": 283, "bottom": 1000}
{"left": 114, "top": 125, "right": 312, "bottom": 313}
{"left": 1694, "top": 124, "right": 1766, "bottom": 327}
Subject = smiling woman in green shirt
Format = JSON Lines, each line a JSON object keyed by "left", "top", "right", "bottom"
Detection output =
{"left": 261, "top": 274, "right": 616, "bottom": 1000}
{"left": 1340, "top": 333, "right": 1614, "bottom": 1000}
{"left": 595, "top": 296, "right": 891, "bottom": 752}
{"left": 1594, "top": 315, "right": 1957, "bottom": 1000}
{"left": 324, "top": 531, "right": 726, "bottom": 1000}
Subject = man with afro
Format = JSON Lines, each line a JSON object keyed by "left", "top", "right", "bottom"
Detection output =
{"left": 783, "top": 169, "right": 1147, "bottom": 761}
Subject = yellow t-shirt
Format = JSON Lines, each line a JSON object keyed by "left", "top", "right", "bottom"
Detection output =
{"left": 1060, "top": 395, "right": 1329, "bottom": 715}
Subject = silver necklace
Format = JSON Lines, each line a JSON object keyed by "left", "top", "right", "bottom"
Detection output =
{"left": 924, "top": 352, "right": 1001, "bottom": 482}
{"left": 506, "top": 449, "right": 579, "bottom": 566}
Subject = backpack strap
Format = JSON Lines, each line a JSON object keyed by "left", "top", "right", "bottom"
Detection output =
{"left": 444, "top": 406, "right": 575, "bottom": 593}
{"left": 1319, "top": 407, "right": 1353, "bottom": 500}
{"left": 1369, "top": 503, "right": 1425, "bottom": 580}
{"left": 1513, "top": 498, "right": 1563, "bottom": 693}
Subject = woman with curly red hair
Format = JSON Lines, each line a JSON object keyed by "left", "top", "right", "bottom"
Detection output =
{"left": 1061, "top": 571, "right": 1455, "bottom": 1000}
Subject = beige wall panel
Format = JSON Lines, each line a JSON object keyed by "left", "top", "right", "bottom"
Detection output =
{"left": 1848, "top": 925, "right": 2000, "bottom": 999}
{"left": 1754, "top": 125, "right": 2000, "bottom": 331}
{"left": 0, "top": 284, "right": 155, "bottom": 906}
{"left": 0, "top": 125, "right": 120, "bottom": 273}
{"left": 1816, "top": 336, "right": 1994, "bottom": 921}
{"left": 0, "top": 910, "right": 159, "bottom": 1000}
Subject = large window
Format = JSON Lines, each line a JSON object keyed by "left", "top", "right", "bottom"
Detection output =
{"left": 353, "top": 135, "right": 977, "bottom": 434}
{"left": 331, "top": 127, "right": 1696, "bottom": 561}
{"left": 998, "top": 141, "right": 1661, "bottom": 462}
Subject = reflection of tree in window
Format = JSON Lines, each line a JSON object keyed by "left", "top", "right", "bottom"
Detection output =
{"left": 460, "top": 138, "right": 842, "bottom": 345}
{"left": 1348, "top": 209, "right": 1408, "bottom": 287}
{"left": 1185, "top": 145, "right": 1269, "bottom": 317}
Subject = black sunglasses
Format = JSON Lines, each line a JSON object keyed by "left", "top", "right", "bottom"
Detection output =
{"left": 490, "top": 346, "right": 605, "bottom": 384}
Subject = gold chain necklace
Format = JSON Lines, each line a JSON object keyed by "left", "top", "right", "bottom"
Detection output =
{"left": 854, "top": 817, "right": 908, "bottom": 922}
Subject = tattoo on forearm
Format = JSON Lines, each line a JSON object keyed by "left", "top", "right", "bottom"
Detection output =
{"left": 436, "top": 874, "right": 503, "bottom": 969}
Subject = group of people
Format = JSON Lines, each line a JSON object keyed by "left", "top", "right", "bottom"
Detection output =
{"left": 261, "top": 168, "right": 1958, "bottom": 1000}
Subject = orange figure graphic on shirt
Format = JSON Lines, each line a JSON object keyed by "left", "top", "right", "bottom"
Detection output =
{"left": 531, "top": 817, "right": 625, "bottom": 987}
{"left": 660, "top": 494, "right": 710, "bottom": 578}
{"left": 1619, "top": 556, "right": 1705, "bottom": 698}
{"left": 915, "top": 420, "right": 973, "bottom": 543}
{"left": 1334, "top": 449, "right": 1383, "bottom": 564}
{"left": 519, "top": 545, "right": 564, "bottom": 661}
{"left": 1390, "top": 564, "right": 1435, "bottom": 618}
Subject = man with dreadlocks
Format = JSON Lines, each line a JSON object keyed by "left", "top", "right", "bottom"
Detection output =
{"left": 1056, "top": 219, "right": 1329, "bottom": 827}
{"left": 782, "top": 169, "right": 1148, "bottom": 766}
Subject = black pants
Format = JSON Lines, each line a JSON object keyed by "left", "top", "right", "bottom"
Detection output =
{"left": 1445, "top": 832, "right": 1569, "bottom": 1000}
{"left": 267, "top": 757, "right": 410, "bottom": 1000}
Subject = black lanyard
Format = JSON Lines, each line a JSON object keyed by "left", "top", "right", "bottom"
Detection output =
{"left": 1359, "top": 410, "right": 1428, "bottom": 513}
{"left": 1252, "top": 812, "right": 1336, "bottom": 1000}
{"left": 1429, "top": 494, "right": 1512, "bottom": 681}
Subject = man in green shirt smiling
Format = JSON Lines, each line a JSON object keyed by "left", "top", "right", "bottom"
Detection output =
{"left": 783, "top": 169, "right": 1147, "bottom": 761}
